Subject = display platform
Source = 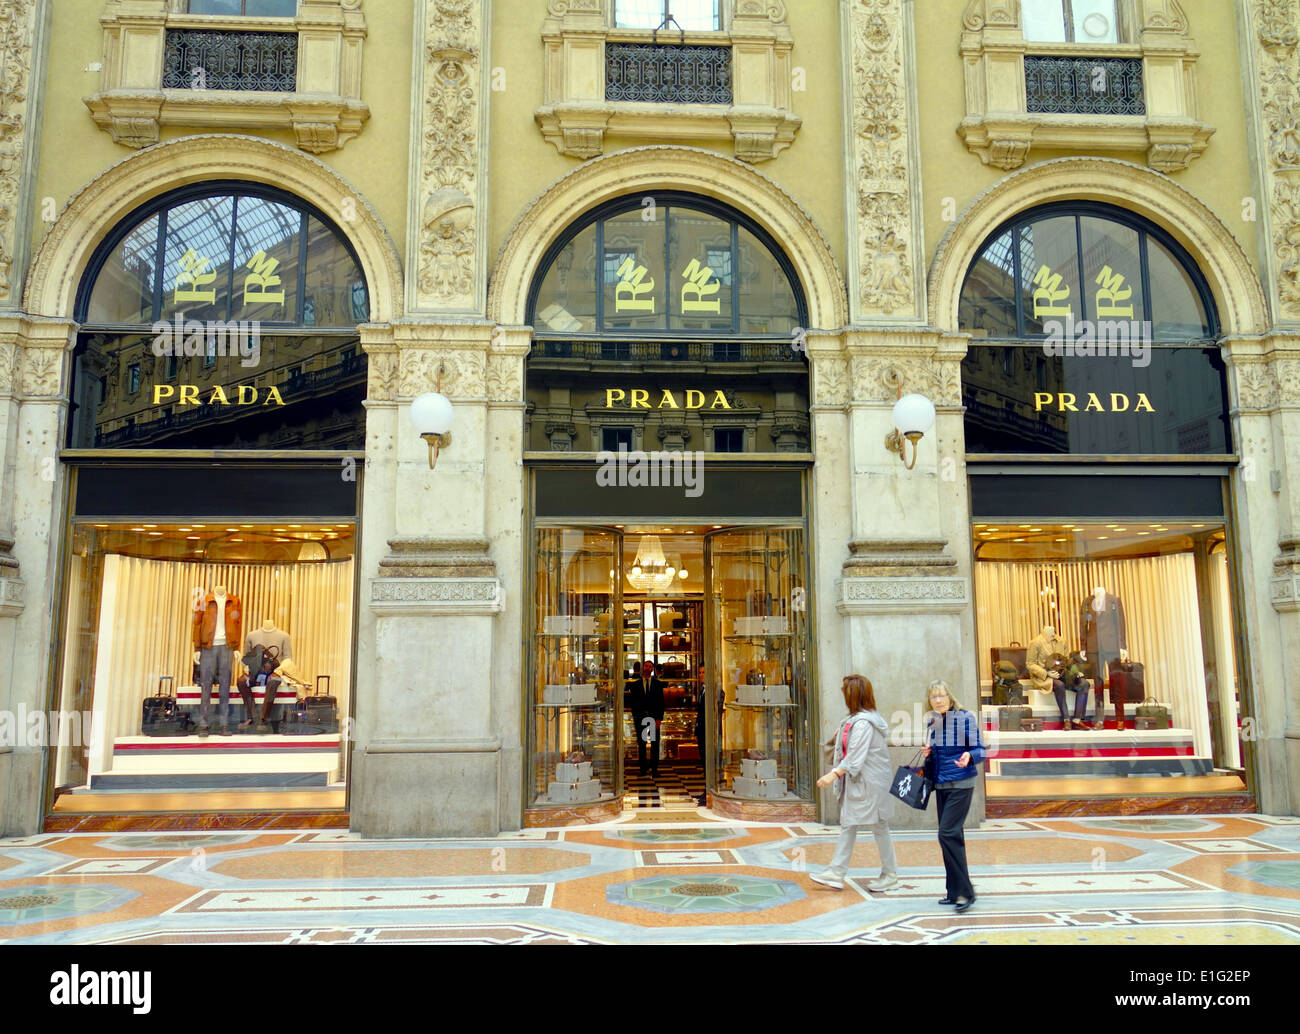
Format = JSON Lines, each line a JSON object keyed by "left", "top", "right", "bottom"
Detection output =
{"left": 97, "top": 734, "right": 343, "bottom": 790}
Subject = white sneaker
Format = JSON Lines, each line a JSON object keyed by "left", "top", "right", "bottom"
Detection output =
{"left": 866, "top": 874, "right": 899, "bottom": 891}
{"left": 809, "top": 872, "right": 844, "bottom": 890}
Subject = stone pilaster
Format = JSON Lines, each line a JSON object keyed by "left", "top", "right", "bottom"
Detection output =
{"left": 406, "top": 0, "right": 491, "bottom": 315}
{"left": 841, "top": 0, "right": 925, "bottom": 323}
{"left": 0, "top": 0, "right": 46, "bottom": 311}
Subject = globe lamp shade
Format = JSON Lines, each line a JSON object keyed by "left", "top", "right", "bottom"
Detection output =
{"left": 411, "top": 392, "right": 454, "bottom": 436}
{"left": 891, "top": 393, "right": 935, "bottom": 436}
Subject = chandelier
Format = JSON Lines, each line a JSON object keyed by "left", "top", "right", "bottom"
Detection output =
{"left": 626, "top": 535, "right": 687, "bottom": 593}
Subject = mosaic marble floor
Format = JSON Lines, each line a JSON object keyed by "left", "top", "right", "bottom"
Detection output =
{"left": 1, "top": 814, "right": 1297, "bottom": 945}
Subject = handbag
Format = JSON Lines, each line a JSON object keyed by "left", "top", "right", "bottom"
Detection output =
{"left": 1134, "top": 696, "right": 1170, "bottom": 729}
{"left": 282, "top": 676, "right": 339, "bottom": 734}
{"left": 888, "top": 750, "right": 933, "bottom": 811}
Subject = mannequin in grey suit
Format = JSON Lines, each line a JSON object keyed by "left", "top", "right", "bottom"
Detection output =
{"left": 1080, "top": 587, "right": 1127, "bottom": 725}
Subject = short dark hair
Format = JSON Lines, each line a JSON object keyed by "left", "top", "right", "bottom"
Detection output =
{"left": 642, "top": 661, "right": 655, "bottom": 672}
{"left": 841, "top": 674, "right": 876, "bottom": 713}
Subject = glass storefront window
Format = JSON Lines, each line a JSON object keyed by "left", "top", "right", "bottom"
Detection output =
{"left": 972, "top": 520, "right": 1246, "bottom": 799}
{"left": 603, "top": 209, "right": 668, "bottom": 333}
{"left": 530, "top": 529, "right": 620, "bottom": 809}
{"left": 52, "top": 521, "right": 356, "bottom": 808}
{"left": 706, "top": 527, "right": 810, "bottom": 803}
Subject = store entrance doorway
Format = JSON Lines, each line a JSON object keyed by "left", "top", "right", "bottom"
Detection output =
{"left": 528, "top": 521, "right": 812, "bottom": 822}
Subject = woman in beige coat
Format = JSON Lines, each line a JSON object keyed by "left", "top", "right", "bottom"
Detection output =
{"left": 810, "top": 674, "right": 898, "bottom": 891}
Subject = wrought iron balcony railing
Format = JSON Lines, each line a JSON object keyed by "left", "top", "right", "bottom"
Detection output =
{"left": 605, "top": 42, "right": 732, "bottom": 104}
{"left": 1024, "top": 55, "right": 1144, "bottom": 116}
{"left": 162, "top": 29, "right": 298, "bottom": 92}
{"left": 537, "top": 339, "right": 802, "bottom": 364}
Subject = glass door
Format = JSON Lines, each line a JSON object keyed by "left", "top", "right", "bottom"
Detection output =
{"left": 530, "top": 527, "right": 623, "bottom": 809}
{"left": 704, "top": 527, "right": 811, "bottom": 804}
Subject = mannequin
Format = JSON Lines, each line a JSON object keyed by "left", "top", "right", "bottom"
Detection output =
{"left": 192, "top": 584, "right": 242, "bottom": 736}
{"left": 237, "top": 620, "right": 294, "bottom": 732}
{"left": 1080, "top": 586, "right": 1129, "bottom": 728}
{"left": 1026, "top": 624, "right": 1076, "bottom": 729}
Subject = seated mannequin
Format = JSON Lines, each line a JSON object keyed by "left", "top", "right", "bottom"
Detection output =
{"left": 1026, "top": 624, "right": 1082, "bottom": 729}
{"left": 236, "top": 621, "right": 293, "bottom": 732}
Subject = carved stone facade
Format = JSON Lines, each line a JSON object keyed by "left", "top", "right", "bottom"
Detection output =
{"left": 959, "top": 0, "right": 1214, "bottom": 172}
{"left": 84, "top": 0, "right": 369, "bottom": 153}
{"left": 0, "top": 0, "right": 38, "bottom": 308}
{"left": 845, "top": 0, "right": 918, "bottom": 320}
{"left": 536, "top": 0, "right": 801, "bottom": 163}
{"left": 1251, "top": 0, "right": 1300, "bottom": 321}
{"left": 411, "top": 0, "right": 485, "bottom": 313}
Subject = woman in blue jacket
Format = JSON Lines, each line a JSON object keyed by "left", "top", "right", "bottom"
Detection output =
{"left": 920, "top": 680, "right": 987, "bottom": 913}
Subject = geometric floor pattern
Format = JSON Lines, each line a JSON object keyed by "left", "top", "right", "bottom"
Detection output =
{"left": 1, "top": 813, "right": 1297, "bottom": 945}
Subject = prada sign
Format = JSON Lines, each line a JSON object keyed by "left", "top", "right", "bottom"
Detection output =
{"left": 604, "top": 388, "right": 734, "bottom": 410}
{"left": 1033, "top": 392, "right": 1155, "bottom": 413}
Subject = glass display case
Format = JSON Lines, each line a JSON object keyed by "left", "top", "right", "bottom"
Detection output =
{"left": 706, "top": 528, "right": 811, "bottom": 802}
{"left": 530, "top": 528, "right": 621, "bottom": 808}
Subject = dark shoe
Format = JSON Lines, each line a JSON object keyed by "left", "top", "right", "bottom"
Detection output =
{"left": 216, "top": 725, "right": 232, "bottom": 736}
{"left": 938, "top": 897, "right": 959, "bottom": 905}
{"left": 196, "top": 724, "right": 210, "bottom": 738}
{"left": 955, "top": 896, "right": 976, "bottom": 913}
{"left": 254, "top": 721, "right": 271, "bottom": 733}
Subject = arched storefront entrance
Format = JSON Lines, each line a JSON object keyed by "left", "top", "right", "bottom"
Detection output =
{"left": 932, "top": 161, "right": 1269, "bottom": 816}
{"left": 25, "top": 138, "right": 401, "bottom": 825}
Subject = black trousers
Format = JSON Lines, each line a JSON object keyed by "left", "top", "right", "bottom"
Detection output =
{"left": 935, "top": 785, "right": 975, "bottom": 902}
{"left": 634, "top": 716, "right": 660, "bottom": 775}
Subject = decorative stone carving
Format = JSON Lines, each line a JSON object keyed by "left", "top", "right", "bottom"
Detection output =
{"left": 485, "top": 353, "right": 522, "bottom": 403}
{"left": 19, "top": 346, "right": 61, "bottom": 397}
{"left": 0, "top": 337, "right": 15, "bottom": 394}
{"left": 959, "top": 0, "right": 1214, "bottom": 172}
{"left": 545, "top": 420, "right": 577, "bottom": 450}
{"left": 656, "top": 423, "right": 690, "bottom": 450}
{"left": 1272, "top": 538, "right": 1300, "bottom": 613}
{"left": 768, "top": 413, "right": 809, "bottom": 451}
{"left": 84, "top": 0, "right": 370, "bottom": 154}
{"left": 413, "top": 4, "right": 482, "bottom": 311}
{"left": 365, "top": 348, "right": 400, "bottom": 402}
{"left": 372, "top": 538, "right": 504, "bottom": 615}
{"left": 848, "top": 0, "right": 915, "bottom": 318}
{"left": 1255, "top": 0, "right": 1300, "bottom": 319}
{"left": 1234, "top": 360, "right": 1277, "bottom": 411}
{"left": 842, "top": 539, "right": 958, "bottom": 578}
{"left": 395, "top": 349, "right": 485, "bottom": 399}
{"left": 811, "top": 356, "right": 849, "bottom": 407}
{"left": 0, "top": 0, "right": 36, "bottom": 306}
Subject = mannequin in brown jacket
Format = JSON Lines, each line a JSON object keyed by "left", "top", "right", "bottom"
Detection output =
{"left": 192, "top": 586, "right": 242, "bottom": 736}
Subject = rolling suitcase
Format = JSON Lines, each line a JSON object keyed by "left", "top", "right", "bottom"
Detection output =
{"left": 990, "top": 643, "right": 1028, "bottom": 679}
{"left": 141, "top": 676, "right": 191, "bottom": 736}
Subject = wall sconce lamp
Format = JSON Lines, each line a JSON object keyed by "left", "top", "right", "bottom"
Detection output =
{"left": 411, "top": 363, "right": 454, "bottom": 469}
{"left": 882, "top": 368, "right": 935, "bottom": 471}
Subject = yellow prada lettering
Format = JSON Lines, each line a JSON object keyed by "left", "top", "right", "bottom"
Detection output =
{"left": 1033, "top": 392, "right": 1154, "bottom": 413}
{"left": 152, "top": 384, "right": 286, "bottom": 407}
{"left": 604, "top": 388, "right": 732, "bottom": 410}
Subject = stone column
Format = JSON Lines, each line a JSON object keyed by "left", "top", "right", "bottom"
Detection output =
{"left": 350, "top": 0, "right": 513, "bottom": 834}
{"left": 0, "top": 317, "right": 74, "bottom": 835}
{"left": 1236, "top": 0, "right": 1300, "bottom": 815}
{"left": 831, "top": 0, "right": 977, "bottom": 825}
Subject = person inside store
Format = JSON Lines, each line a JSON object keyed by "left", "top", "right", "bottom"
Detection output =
{"left": 811, "top": 674, "right": 898, "bottom": 892}
{"left": 921, "top": 680, "right": 986, "bottom": 913}
{"left": 627, "top": 660, "right": 666, "bottom": 779}
{"left": 694, "top": 666, "right": 708, "bottom": 806}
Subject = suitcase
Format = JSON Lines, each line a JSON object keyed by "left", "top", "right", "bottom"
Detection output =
{"left": 141, "top": 676, "right": 191, "bottom": 736}
{"left": 281, "top": 676, "right": 339, "bottom": 734}
{"left": 1133, "top": 716, "right": 1165, "bottom": 730}
{"left": 1108, "top": 662, "right": 1146, "bottom": 704}
{"left": 1020, "top": 717, "right": 1043, "bottom": 732}
{"left": 990, "top": 643, "right": 1028, "bottom": 679}
{"left": 998, "top": 705, "right": 1033, "bottom": 731}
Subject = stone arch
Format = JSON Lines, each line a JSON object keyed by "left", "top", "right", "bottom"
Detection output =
{"left": 488, "top": 145, "right": 848, "bottom": 331}
{"left": 928, "top": 157, "right": 1269, "bottom": 338}
{"left": 24, "top": 134, "right": 404, "bottom": 326}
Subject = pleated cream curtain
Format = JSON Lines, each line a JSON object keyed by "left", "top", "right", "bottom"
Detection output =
{"left": 975, "top": 554, "right": 1213, "bottom": 756}
{"left": 1210, "top": 552, "right": 1242, "bottom": 767}
{"left": 89, "top": 554, "right": 354, "bottom": 772}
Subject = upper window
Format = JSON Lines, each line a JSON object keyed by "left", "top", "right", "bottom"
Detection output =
{"left": 188, "top": 0, "right": 298, "bottom": 15}
{"left": 959, "top": 204, "right": 1214, "bottom": 341}
{"left": 614, "top": 0, "right": 719, "bottom": 32}
{"left": 529, "top": 194, "right": 804, "bottom": 337}
{"left": 1022, "top": 0, "right": 1125, "bottom": 44}
{"left": 79, "top": 183, "right": 368, "bottom": 329}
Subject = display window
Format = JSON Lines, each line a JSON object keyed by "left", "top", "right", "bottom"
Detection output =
{"left": 972, "top": 518, "right": 1245, "bottom": 798}
{"left": 52, "top": 520, "right": 355, "bottom": 812}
